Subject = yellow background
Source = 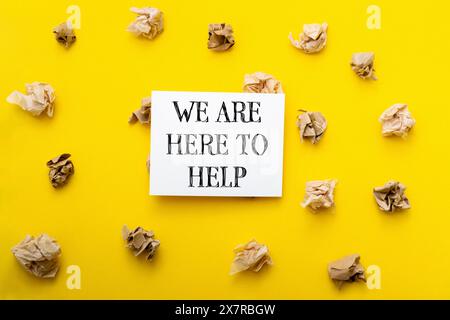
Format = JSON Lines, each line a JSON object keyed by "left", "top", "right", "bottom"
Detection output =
{"left": 1, "top": 0, "right": 449, "bottom": 300}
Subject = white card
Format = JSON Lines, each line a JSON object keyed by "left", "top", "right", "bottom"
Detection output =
{"left": 150, "top": 91, "right": 285, "bottom": 197}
